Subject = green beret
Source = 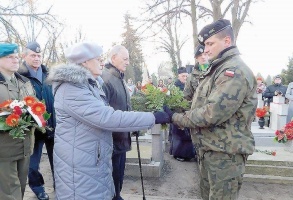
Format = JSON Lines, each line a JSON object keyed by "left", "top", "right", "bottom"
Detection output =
{"left": 194, "top": 44, "right": 205, "bottom": 58}
{"left": 198, "top": 19, "right": 231, "bottom": 45}
{"left": 0, "top": 43, "right": 18, "bottom": 58}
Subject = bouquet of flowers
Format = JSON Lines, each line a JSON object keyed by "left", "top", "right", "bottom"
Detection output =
{"left": 131, "top": 84, "right": 190, "bottom": 113}
{"left": 274, "top": 120, "right": 293, "bottom": 143}
{"left": 255, "top": 106, "right": 269, "bottom": 118}
{"left": 0, "top": 96, "right": 51, "bottom": 139}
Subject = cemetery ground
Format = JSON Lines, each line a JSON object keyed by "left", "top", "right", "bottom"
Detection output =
{"left": 24, "top": 145, "right": 293, "bottom": 200}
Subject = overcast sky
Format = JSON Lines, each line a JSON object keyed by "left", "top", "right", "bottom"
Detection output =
{"left": 50, "top": 0, "right": 293, "bottom": 78}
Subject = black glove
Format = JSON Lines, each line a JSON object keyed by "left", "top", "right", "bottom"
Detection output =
{"left": 153, "top": 111, "right": 170, "bottom": 124}
{"left": 163, "top": 105, "right": 174, "bottom": 120}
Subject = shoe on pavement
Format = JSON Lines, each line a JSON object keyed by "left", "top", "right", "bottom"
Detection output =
{"left": 37, "top": 192, "right": 49, "bottom": 200}
{"left": 175, "top": 157, "right": 185, "bottom": 162}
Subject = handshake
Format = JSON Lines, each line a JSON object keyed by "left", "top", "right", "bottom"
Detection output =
{"left": 153, "top": 106, "right": 174, "bottom": 124}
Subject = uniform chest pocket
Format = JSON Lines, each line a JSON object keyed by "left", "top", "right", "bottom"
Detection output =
{"left": 198, "top": 85, "right": 209, "bottom": 97}
{"left": 190, "top": 77, "right": 199, "bottom": 91}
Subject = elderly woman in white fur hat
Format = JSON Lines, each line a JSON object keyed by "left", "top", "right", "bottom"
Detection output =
{"left": 48, "top": 42, "right": 170, "bottom": 200}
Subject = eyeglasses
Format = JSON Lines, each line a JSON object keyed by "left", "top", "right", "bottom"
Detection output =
{"left": 5, "top": 55, "right": 19, "bottom": 60}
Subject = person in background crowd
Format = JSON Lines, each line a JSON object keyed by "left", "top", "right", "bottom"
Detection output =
{"left": 148, "top": 77, "right": 154, "bottom": 85}
{"left": 166, "top": 77, "right": 173, "bottom": 89}
{"left": 164, "top": 19, "right": 257, "bottom": 199}
{"left": 18, "top": 41, "right": 56, "bottom": 200}
{"left": 157, "top": 79, "right": 165, "bottom": 89}
{"left": 256, "top": 77, "right": 266, "bottom": 95}
{"left": 101, "top": 44, "right": 145, "bottom": 200}
{"left": 126, "top": 78, "right": 135, "bottom": 97}
{"left": 286, "top": 82, "right": 293, "bottom": 122}
{"left": 0, "top": 43, "right": 35, "bottom": 200}
{"left": 48, "top": 42, "right": 170, "bottom": 200}
{"left": 184, "top": 44, "right": 209, "bottom": 101}
{"left": 263, "top": 75, "right": 287, "bottom": 106}
{"left": 169, "top": 67, "right": 195, "bottom": 162}
{"left": 133, "top": 81, "right": 142, "bottom": 95}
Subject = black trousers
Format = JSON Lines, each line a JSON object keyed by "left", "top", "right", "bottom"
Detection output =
{"left": 112, "top": 152, "right": 126, "bottom": 200}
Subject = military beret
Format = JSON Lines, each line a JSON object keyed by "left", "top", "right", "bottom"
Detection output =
{"left": 26, "top": 41, "right": 41, "bottom": 53}
{"left": 178, "top": 67, "right": 187, "bottom": 74}
{"left": 0, "top": 43, "right": 18, "bottom": 58}
{"left": 65, "top": 41, "right": 103, "bottom": 64}
{"left": 194, "top": 44, "right": 205, "bottom": 58}
{"left": 198, "top": 19, "right": 231, "bottom": 45}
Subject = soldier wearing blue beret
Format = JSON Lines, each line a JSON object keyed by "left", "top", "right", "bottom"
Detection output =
{"left": 18, "top": 41, "right": 56, "bottom": 200}
{"left": 164, "top": 19, "right": 257, "bottom": 200}
{"left": 0, "top": 43, "right": 35, "bottom": 200}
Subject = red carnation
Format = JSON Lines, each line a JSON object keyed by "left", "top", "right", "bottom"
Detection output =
{"left": 13, "top": 106, "right": 22, "bottom": 115}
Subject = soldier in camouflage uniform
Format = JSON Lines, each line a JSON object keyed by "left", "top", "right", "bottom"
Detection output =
{"left": 184, "top": 44, "right": 209, "bottom": 101}
{"left": 164, "top": 19, "right": 257, "bottom": 200}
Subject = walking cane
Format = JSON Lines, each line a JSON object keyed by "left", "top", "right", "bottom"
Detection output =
{"left": 133, "top": 131, "right": 146, "bottom": 200}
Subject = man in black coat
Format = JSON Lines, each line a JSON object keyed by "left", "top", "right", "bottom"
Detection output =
{"left": 263, "top": 75, "right": 287, "bottom": 106}
{"left": 19, "top": 42, "right": 56, "bottom": 200}
{"left": 101, "top": 45, "right": 131, "bottom": 200}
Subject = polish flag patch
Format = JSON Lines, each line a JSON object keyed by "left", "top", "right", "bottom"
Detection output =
{"left": 224, "top": 70, "right": 235, "bottom": 77}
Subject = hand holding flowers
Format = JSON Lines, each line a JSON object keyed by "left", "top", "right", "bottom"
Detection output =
{"left": 131, "top": 84, "right": 189, "bottom": 113}
{"left": 0, "top": 96, "right": 51, "bottom": 139}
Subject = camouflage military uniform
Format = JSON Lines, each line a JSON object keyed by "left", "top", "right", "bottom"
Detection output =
{"left": 183, "top": 64, "right": 203, "bottom": 101}
{"left": 172, "top": 47, "right": 257, "bottom": 199}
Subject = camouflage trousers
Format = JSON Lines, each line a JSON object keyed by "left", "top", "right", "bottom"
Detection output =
{"left": 198, "top": 151, "right": 245, "bottom": 200}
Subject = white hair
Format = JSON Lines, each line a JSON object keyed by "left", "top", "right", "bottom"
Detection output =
{"left": 107, "top": 45, "right": 128, "bottom": 64}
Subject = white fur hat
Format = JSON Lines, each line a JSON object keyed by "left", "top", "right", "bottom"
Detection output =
{"left": 65, "top": 41, "right": 103, "bottom": 64}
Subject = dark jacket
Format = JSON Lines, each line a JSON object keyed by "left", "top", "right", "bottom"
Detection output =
{"left": 0, "top": 72, "right": 35, "bottom": 161}
{"left": 263, "top": 83, "right": 287, "bottom": 104}
{"left": 174, "top": 79, "right": 185, "bottom": 91}
{"left": 18, "top": 62, "right": 56, "bottom": 139}
{"left": 101, "top": 63, "right": 132, "bottom": 154}
{"left": 170, "top": 79, "right": 195, "bottom": 159}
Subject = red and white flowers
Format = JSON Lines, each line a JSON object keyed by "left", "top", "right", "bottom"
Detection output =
{"left": 274, "top": 120, "right": 293, "bottom": 143}
{"left": 0, "top": 96, "right": 51, "bottom": 139}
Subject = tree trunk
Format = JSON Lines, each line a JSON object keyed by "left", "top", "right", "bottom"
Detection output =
{"left": 190, "top": 0, "right": 198, "bottom": 49}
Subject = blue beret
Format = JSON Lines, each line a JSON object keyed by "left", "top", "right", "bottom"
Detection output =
{"left": 198, "top": 19, "right": 231, "bottom": 45}
{"left": 0, "top": 43, "right": 18, "bottom": 58}
{"left": 26, "top": 41, "right": 41, "bottom": 53}
{"left": 65, "top": 42, "right": 103, "bottom": 64}
{"left": 178, "top": 67, "right": 187, "bottom": 74}
{"left": 194, "top": 44, "right": 205, "bottom": 58}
